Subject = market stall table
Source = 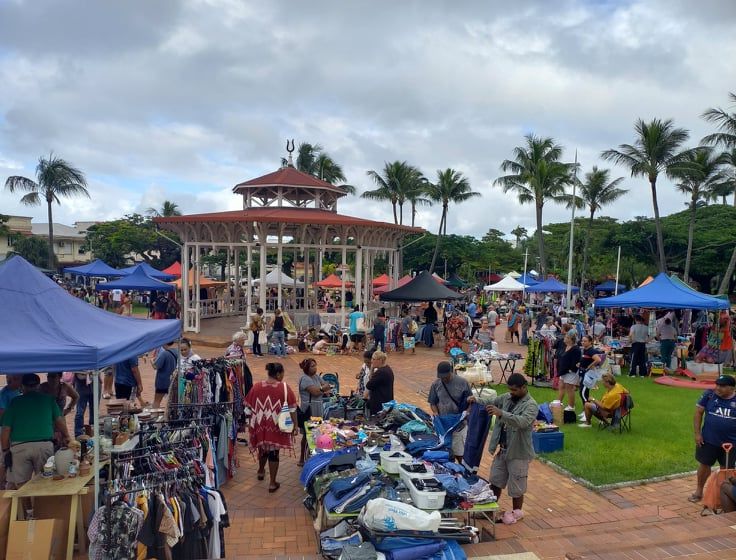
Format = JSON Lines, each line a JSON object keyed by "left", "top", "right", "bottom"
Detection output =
{"left": 3, "top": 471, "right": 95, "bottom": 560}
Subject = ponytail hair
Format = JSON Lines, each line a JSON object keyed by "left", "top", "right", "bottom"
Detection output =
{"left": 266, "top": 362, "right": 284, "bottom": 379}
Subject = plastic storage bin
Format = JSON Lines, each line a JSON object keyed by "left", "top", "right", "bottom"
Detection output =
{"left": 532, "top": 431, "right": 564, "bottom": 453}
{"left": 380, "top": 451, "right": 413, "bottom": 474}
{"left": 408, "top": 477, "right": 446, "bottom": 510}
{"left": 398, "top": 463, "right": 435, "bottom": 487}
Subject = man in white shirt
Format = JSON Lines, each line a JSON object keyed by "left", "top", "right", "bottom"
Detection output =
{"left": 110, "top": 288, "right": 123, "bottom": 313}
{"left": 539, "top": 317, "right": 558, "bottom": 338}
{"left": 629, "top": 314, "right": 650, "bottom": 377}
{"left": 592, "top": 317, "right": 607, "bottom": 340}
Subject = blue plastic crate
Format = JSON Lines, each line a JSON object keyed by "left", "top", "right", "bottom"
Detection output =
{"left": 532, "top": 430, "right": 564, "bottom": 453}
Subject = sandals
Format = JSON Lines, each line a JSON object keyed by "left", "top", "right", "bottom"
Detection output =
{"left": 688, "top": 493, "right": 702, "bottom": 503}
{"left": 102, "top": 393, "right": 111, "bottom": 400}
{"left": 268, "top": 482, "right": 281, "bottom": 493}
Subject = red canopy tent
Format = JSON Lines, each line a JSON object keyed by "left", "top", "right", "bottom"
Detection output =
{"left": 374, "top": 274, "right": 413, "bottom": 295}
{"left": 372, "top": 273, "right": 390, "bottom": 287}
{"left": 162, "top": 261, "right": 182, "bottom": 278}
{"left": 314, "top": 273, "right": 353, "bottom": 289}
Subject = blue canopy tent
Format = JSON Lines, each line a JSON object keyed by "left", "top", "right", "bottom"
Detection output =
{"left": 525, "top": 277, "right": 579, "bottom": 293}
{"left": 594, "top": 272, "right": 728, "bottom": 310}
{"left": 0, "top": 256, "right": 181, "bottom": 506}
{"left": 95, "top": 264, "right": 175, "bottom": 292}
{"left": 117, "top": 262, "right": 176, "bottom": 281}
{"left": 594, "top": 280, "right": 626, "bottom": 293}
{"left": 517, "top": 273, "right": 539, "bottom": 286}
{"left": 63, "top": 258, "right": 122, "bottom": 278}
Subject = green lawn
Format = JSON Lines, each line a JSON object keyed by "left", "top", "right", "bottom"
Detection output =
{"left": 494, "top": 376, "right": 705, "bottom": 487}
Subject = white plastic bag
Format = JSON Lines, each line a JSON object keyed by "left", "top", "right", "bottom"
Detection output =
{"left": 359, "top": 498, "right": 441, "bottom": 533}
{"left": 277, "top": 383, "right": 294, "bottom": 433}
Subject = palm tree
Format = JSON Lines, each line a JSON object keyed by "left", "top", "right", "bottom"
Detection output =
{"left": 5, "top": 153, "right": 89, "bottom": 269}
{"left": 362, "top": 161, "right": 423, "bottom": 225}
{"left": 563, "top": 167, "right": 627, "bottom": 289}
{"left": 283, "top": 142, "right": 355, "bottom": 193}
{"left": 702, "top": 92, "right": 736, "bottom": 149}
{"left": 147, "top": 200, "right": 182, "bottom": 217}
{"left": 708, "top": 148, "right": 736, "bottom": 206}
{"left": 425, "top": 169, "right": 480, "bottom": 272}
{"left": 494, "top": 135, "right": 576, "bottom": 275}
{"left": 602, "top": 118, "right": 690, "bottom": 273}
{"left": 669, "top": 147, "right": 723, "bottom": 282}
{"left": 510, "top": 226, "right": 528, "bottom": 248}
{"left": 405, "top": 175, "right": 431, "bottom": 227}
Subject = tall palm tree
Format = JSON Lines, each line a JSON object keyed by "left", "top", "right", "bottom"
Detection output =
{"left": 147, "top": 200, "right": 182, "bottom": 217}
{"left": 405, "top": 175, "right": 431, "bottom": 227}
{"left": 283, "top": 142, "right": 355, "bottom": 193}
{"left": 494, "top": 134, "right": 576, "bottom": 275}
{"left": 702, "top": 92, "right": 736, "bottom": 149}
{"left": 425, "top": 169, "right": 480, "bottom": 272}
{"left": 362, "top": 161, "right": 423, "bottom": 225}
{"left": 563, "top": 167, "right": 627, "bottom": 289}
{"left": 669, "top": 147, "right": 723, "bottom": 282}
{"left": 5, "top": 153, "right": 89, "bottom": 269}
{"left": 602, "top": 118, "right": 690, "bottom": 273}
{"left": 709, "top": 148, "right": 736, "bottom": 206}
{"left": 510, "top": 226, "right": 528, "bottom": 248}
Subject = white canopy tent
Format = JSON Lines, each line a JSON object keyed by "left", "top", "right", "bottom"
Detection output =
{"left": 252, "top": 269, "right": 304, "bottom": 287}
{"left": 484, "top": 274, "right": 526, "bottom": 292}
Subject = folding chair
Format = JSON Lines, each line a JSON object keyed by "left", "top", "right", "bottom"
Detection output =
{"left": 610, "top": 393, "right": 633, "bottom": 433}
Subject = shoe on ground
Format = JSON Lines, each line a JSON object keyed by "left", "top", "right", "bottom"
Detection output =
{"left": 512, "top": 509, "right": 524, "bottom": 521}
{"left": 564, "top": 406, "right": 575, "bottom": 411}
{"left": 578, "top": 412, "right": 586, "bottom": 419}
{"left": 578, "top": 422, "right": 592, "bottom": 428}
{"left": 501, "top": 510, "right": 517, "bottom": 525}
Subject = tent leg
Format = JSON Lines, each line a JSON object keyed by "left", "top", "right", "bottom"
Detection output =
{"left": 93, "top": 369, "right": 101, "bottom": 511}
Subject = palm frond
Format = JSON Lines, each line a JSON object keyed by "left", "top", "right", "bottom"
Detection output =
{"left": 4, "top": 175, "right": 39, "bottom": 193}
{"left": 19, "top": 192, "right": 41, "bottom": 206}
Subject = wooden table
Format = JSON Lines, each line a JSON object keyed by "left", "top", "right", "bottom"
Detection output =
{"left": 3, "top": 471, "right": 94, "bottom": 560}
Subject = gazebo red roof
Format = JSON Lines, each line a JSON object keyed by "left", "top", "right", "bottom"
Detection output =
{"left": 154, "top": 207, "right": 422, "bottom": 233}
{"left": 233, "top": 166, "right": 347, "bottom": 193}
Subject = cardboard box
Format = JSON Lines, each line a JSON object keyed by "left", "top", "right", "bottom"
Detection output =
{"left": 6, "top": 519, "right": 65, "bottom": 560}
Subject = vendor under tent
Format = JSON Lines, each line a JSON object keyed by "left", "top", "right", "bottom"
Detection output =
{"left": 484, "top": 274, "right": 526, "bottom": 292}
{"left": 161, "top": 261, "right": 182, "bottom": 278}
{"left": 595, "top": 272, "right": 728, "bottom": 310}
{"left": 372, "top": 273, "right": 390, "bottom": 287}
{"left": 63, "top": 258, "right": 122, "bottom": 278}
{"left": 374, "top": 273, "right": 413, "bottom": 295}
{"left": 314, "top": 273, "right": 353, "bottom": 289}
{"left": 380, "top": 271, "right": 463, "bottom": 302}
{"left": 117, "top": 261, "right": 176, "bottom": 281}
{"left": 594, "top": 279, "right": 626, "bottom": 293}
{"left": 525, "top": 277, "right": 580, "bottom": 293}
{"left": 0, "top": 256, "right": 181, "bottom": 510}
{"left": 95, "top": 264, "right": 175, "bottom": 292}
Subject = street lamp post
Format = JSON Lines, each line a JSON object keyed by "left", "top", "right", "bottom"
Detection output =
{"left": 565, "top": 150, "right": 578, "bottom": 312}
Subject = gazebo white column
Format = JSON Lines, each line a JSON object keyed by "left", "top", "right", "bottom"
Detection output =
{"left": 355, "top": 247, "right": 363, "bottom": 312}
{"left": 259, "top": 229, "right": 267, "bottom": 311}
{"left": 234, "top": 248, "right": 240, "bottom": 312}
{"left": 182, "top": 242, "right": 190, "bottom": 330}
{"left": 340, "top": 246, "right": 347, "bottom": 327}
{"left": 246, "top": 246, "right": 253, "bottom": 313}
{"left": 277, "top": 233, "right": 283, "bottom": 310}
{"left": 194, "top": 246, "right": 201, "bottom": 332}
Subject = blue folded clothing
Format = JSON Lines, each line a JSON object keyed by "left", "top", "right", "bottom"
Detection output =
{"left": 422, "top": 450, "right": 450, "bottom": 462}
{"left": 329, "top": 472, "right": 372, "bottom": 499}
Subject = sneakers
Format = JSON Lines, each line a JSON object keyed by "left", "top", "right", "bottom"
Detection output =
{"left": 578, "top": 422, "right": 592, "bottom": 428}
{"left": 564, "top": 406, "right": 575, "bottom": 412}
{"left": 578, "top": 412, "right": 586, "bottom": 420}
{"left": 501, "top": 510, "right": 517, "bottom": 525}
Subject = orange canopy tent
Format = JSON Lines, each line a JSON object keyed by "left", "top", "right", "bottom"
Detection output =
{"left": 372, "top": 273, "right": 390, "bottom": 287}
{"left": 169, "top": 272, "right": 227, "bottom": 289}
{"left": 374, "top": 274, "right": 413, "bottom": 295}
{"left": 314, "top": 273, "right": 353, "bottom": 289}
{"left": 161, "top": 261, "right": 182, "bottom": 278}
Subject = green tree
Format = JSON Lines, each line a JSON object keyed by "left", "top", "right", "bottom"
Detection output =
{"left": 669, "top": 147, "right": 724, "bottom": 282}
{"left": 425, "top": 168, "right": 480, "bottom": 273}
{"left": 702, "top": 92, "right": 736, "bottom": 149}
{"left": 510, "top": 226, "right": 527, "bottom": 248}
{"left": 0, "top": 214, "right": 10, "bottom": 238}
{"left": 405, "top": 174, "right": 431, "bottom": 227}
{"left": 708, "top": 148, "right": 736, "bottom": 206}
{"left": 4, "top": 153, "right": 89, "bottom": 269}
{"left": 284, "top": 142, "right": 355, "bottom": 193}
{"left": 494, "top": 134, "right": 576, "bottom": 275}
{"left": 362, "top": 161, "right": 424, "bottom": 225}
{"left": 8, "top": 235, "right": 56, "bottom": 269}
{"left": 602, "top": 118, "right": 690, "bottom": 273}
{"left": 563, "top": 167, "right": 627, "bottom": 289}
{"left": 147, "top": 200, "right": 182, "bottom": 217}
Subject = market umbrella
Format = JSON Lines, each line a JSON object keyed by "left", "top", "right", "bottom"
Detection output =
{"left": 161, "top": 261, "right": 182, "bottom": 278}
{"left": 372, "top": 273, "right": 390, "bottom": 287}
{"left": 314, "top": 273, "right": 353, "bottom": 288}
{"left": 117, "top": 262, "right": 176, "bottom": 281}
{"left": 525, "top": 277, "right": 580, "bottom": 293}
{"left": 380, "top": 271, "right": 463, "bottom": 302}
{"left": 63, "top": 259, "right": 122, "bottom": 278}
{"left": 445, "top": 274, "right": 468, "bottom": 289}
{"left": 373, "top": 274, "right": 413, "bottom": 295}
{"left": 169, "top": 272, "right": 227, "bottom": 289}
{"left": 96, "top": 264, "right": 175, "bottom": 292}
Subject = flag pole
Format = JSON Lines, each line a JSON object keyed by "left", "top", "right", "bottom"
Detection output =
{"left": 565, "top": 150, "right": 578, "bottom": 312}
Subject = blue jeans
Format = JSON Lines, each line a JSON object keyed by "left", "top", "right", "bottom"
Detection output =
{"left": 273, "top": 330, "right": 286, "bottom": 356}
{"left": 75, "top": 383, "right": 95, "bottom": 437}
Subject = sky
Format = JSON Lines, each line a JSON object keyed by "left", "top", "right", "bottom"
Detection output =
{"left": 0, "top": 0, "right": 735, "bottom": 239}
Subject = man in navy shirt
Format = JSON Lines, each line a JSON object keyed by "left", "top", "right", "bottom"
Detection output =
{"left": 690, "top": 375, "right": 736, "bottom": 502}
{"left": 114, "top": 356, "right": 143, "bottom": 401}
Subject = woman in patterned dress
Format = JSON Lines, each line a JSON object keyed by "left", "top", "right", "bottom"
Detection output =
{"left": 244, "top": 362, "right": 297, "bottom": 493}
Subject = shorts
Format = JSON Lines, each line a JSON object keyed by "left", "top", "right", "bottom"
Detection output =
{"left": 490, "top": 448, "right": 530, "bottom": 498}
{"left": 8, "top": 441, "right": 54, "bottom": 485}
{"left": 115, "top": 383, "right": 134, "bottom": 400}
{"left": 451, "top": 425, "right": 467, "bottom": 457}
{"left": 560, "top": 372, "right": 580, "bottom": 386}
{"left": 350, "top": 334, "right": 365, "bottom": 343}
{"left": 696, "top": 441, "right": 736, "bottom": 468}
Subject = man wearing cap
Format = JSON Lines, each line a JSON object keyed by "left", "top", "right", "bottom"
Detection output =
{"left": 690, "top": 374, "right": 736, "bottom": 503}
{"left": 1, "top": 374, "right": 71, "bottom": 488}
{"left": 428, "top": 361, "right": 472, "bottom": 462}
{"left": 468, "top": 372, "right": 539, "bottom": 524}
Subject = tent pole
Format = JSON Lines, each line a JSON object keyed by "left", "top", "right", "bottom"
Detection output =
{"left": 93, "top": 369, "right": 101, "bottom": 511}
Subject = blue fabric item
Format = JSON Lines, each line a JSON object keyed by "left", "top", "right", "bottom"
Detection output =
{"left": 117, "top": 262, "right": 176, "bottom": 281}
{"left": 422, "top": 450, "right": 450, "bottom": 462}
{"left": 440, "top": 462, "right": 465, "bottom": 474}
{"left": 0, "top": 256, "right": 181, "bottom": 373}
{"left": 435, "top": 474, "right": 471, "bottom": 496}
{"left": 525, "top": 277, "right": 579, "bottom": 293}
{"left": 400, "top": 420, "right": 432, "bottom": 434}
{"left": 449, "top": 347, "right": 466, "bottom": 358}
{"left": 595, "top": 272, "right": 728, "bottom": 310}
{"left": 537, "top": 403, "right": 553, "bottom": 423}
{"left": 342, "top": 483, "right": 383, "bottom": 512}
{"left": 63, "top": 258, "right": 122, "bottom": 277}
{"left": 324, "top": 484, "right": 367, "bottom": 512}
{"left": 462, "top": 403, "right": 491, "bottom": 473}
{"left": 432, "top": 414, "right": 465, "bottom": 449}
{"left": 405, "top": 438, "right": 440, "bottom": 456}
{"left": 374, "top": 537, "right": 442, "bottom": 552}
{"left": 517, "top": 273, "right": 539, "bottom": 286}
{"left": 385, "top": 541, "right": 447, "bottom": 559}
{"left": 435, "top": 540, "right": 466, "bottom": 560}
{"left": 329, "top": 472, "right": 372, "bottom": 499}
{"left": 299, "top": 447, "right": 360, "bottom": 487}
{"left": 96, "top": 264, "right": 175, "bottom": 292}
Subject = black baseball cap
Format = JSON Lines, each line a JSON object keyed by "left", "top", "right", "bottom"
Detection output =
{"left": 437, "top": 361, "right": 453, "bottom": 377}
{"left": 715, "top": 375, "right": 736, "bottom": 387}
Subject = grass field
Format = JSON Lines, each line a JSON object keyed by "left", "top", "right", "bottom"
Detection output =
{"left": 495, "top": 376, "right": 706, "bottom": 487}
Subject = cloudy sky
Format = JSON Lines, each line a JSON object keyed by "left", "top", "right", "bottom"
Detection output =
{"left": 0, "top": 0, "right": 734, "bottom": 239}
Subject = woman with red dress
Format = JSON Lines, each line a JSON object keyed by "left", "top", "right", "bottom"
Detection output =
{"left": 244, "top": 362, "right": 297, "bottom": 493}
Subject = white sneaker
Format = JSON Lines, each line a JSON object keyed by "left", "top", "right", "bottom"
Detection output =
{"left": 578, "top": 412, "right": 586, "bottom": 419}
{"left": 564, "top": 406, "right": 575, "bottom": 411}
{"left": 578, "top": 423, "right": 592, "bottom": 428}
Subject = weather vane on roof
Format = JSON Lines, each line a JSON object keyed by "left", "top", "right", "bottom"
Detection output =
{"left": 286, "top": 139, "right": 295, "bottom": 167}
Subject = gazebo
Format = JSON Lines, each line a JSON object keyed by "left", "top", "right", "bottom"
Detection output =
{"left": 155, "top": 154, "right": 421, "bottom": 332}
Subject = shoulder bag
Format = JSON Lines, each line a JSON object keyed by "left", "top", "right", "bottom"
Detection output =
{"left": 278, "top": 383, "right": 294, "bottom": 433}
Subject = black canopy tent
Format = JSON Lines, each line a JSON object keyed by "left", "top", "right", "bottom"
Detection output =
{"left": 379, "top": 271, "right": 464, "bottom": 302}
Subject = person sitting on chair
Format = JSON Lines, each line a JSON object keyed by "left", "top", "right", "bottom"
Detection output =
{"left": 578, "top": 373, "right": 628, "bottom": 428}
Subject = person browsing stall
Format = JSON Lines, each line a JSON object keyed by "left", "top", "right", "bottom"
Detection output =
{"left": 365, "top": 351, "right": 394, "bottom": 415}
{"left": 2, "top": 374, "right": 71, "bottom": 488}
{"left": 578, "top": 335, "right": 605, "bottom": 406}
{"left": 690, "top": 374, "right": 736, "bottom": 503}
{"left": 113, "top": 356, "right": 143, "bottom": 402}
{"left": 428, "top": 361, "right": 472, "bottom": 462}
{"left": 579, "top": 373, "right": 628, "bottom": 428}
{"left": 41, "top": 373, "right": 79, "bottom": 417}
{"left": 152, "top": 341, "right": 179, "bottom": 408}
{"left": 297, "top": 358, "right": 332, "bottom": 466}
{"left": 0, "top": 375, "right": 22, "bottom": 421}
{"left": 629, "top": 314, "right": 650, "bottom": 377}
{"left": 468, "top": 373, "right": 538, "bottom": 525}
